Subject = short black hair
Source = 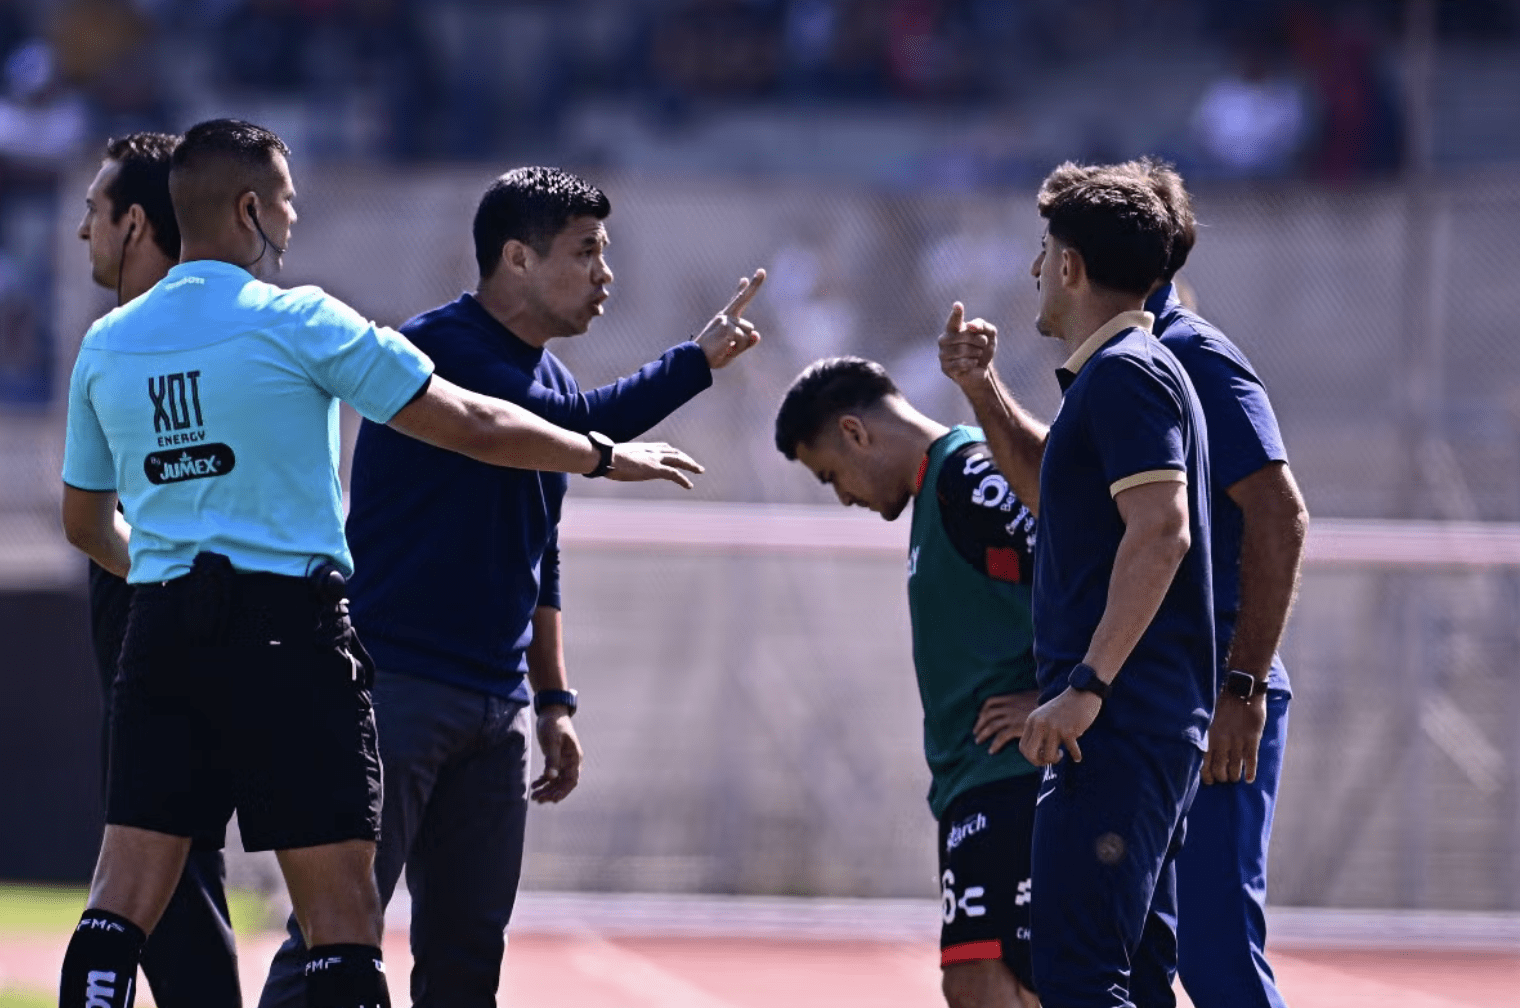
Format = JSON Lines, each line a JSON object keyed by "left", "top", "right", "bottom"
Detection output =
{"left": 1036, "top": 163, "right": 1173, "bottom": 296}
{"left": 169, "top": 119, "right": 291, "bottom": 239}
{"left": 473, "top": 167, "right": 611, "bottom": 279}
{"left": 774, "top": 357, "right": 899, "bottom": 460}
{"left": 103, "top": 132, "right": 181, "bottom": 262}
{"left": 1133, "top": 157, "right": 1196, "bottom": 281}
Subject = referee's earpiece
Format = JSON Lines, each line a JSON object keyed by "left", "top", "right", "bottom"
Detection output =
{"left": 243, "top": 195, "right": 287, "bottom": 259}
{"left": 116, "top": 220, "right": 137, "bottom": 306}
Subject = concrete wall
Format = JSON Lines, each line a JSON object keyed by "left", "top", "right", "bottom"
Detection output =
{"left": 7, "top": 168, "right": 1520, "bottom": 905}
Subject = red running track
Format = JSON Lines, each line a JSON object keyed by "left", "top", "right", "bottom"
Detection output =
{"left": 2, "top": 931, "right": 1517, "bottom": 1006}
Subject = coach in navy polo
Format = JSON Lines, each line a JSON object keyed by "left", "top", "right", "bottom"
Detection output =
{"left": 941, "top": 164, "right": 1306, "bottom": 1007}
{"left": 259, "top": 167, "right": 763, "bottom": 1008}
{"left": 1138, "top": 161, "right": 1306, "bottom": 1008}
{"left": 1001, "top": 171, "right": 1212, "bottom": 1007}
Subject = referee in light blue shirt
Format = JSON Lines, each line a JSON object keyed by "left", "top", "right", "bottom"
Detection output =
{"left": 57, "top": 119, "right": 701, "bottom": 1008}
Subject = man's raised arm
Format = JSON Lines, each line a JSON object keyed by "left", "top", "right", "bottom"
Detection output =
{"left": 388, "top": 375, "right": 703, "bottom": 487}
{"left": 939, "top": 303, "right": 1049, "bottom": 514}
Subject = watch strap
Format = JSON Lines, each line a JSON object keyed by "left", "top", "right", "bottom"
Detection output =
{"left": 533, "top": 688, "right": 578, "bottom": 716}
{"left": 584, "top": 432, "right": 615, "bottom": 479}
{"left": 1068, "top": 662, "right": 1111, "bottom": 700}
{"left": 1223, "top": 670, "right": 1269, "bottom": 699}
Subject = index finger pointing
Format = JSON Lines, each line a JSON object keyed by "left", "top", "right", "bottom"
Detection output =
{"left": 724, "top": 268, "right": 767, "bottom": 317}
{"left": 944, "top": 301, "right": 964, "bottom": 335}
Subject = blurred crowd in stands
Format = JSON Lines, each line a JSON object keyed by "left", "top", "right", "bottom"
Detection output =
{"left": 0, "top": 0, "right": 1517, "bottom": 180}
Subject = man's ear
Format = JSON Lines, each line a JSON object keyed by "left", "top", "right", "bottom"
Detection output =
{"left": 501, "top": 239, "right": 534, "bottom": 276}
{"left": 125, "top": 204, "right": 148, "bottom": 244}
{"left": 237, "top": 190, "right": 260, "bottom": 235}
{"left": 838, "top": 413, "right": 870, "bottom": 449}
{"left": 1060, "top": 246, "right": 1086, "bottom": 290}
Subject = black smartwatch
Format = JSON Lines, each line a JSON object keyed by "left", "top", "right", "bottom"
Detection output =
{"left": 533, "top": 688, "right": 578, "bottom": 716}
{"left": 1067, "top": 662, "right": 1111, "bottom": 700}
{"left": 584, "top": 431, "right": 615, "bottom": 479}
{"left": 1223, "top": 670, "right": 1269, "bottom": 700}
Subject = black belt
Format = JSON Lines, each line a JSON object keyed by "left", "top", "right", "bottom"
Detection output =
{"left": 137, "top": 552, "right": 357, "bottom": 653}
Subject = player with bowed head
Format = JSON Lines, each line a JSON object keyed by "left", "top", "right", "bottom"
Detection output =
{"left": 774, "top": 358, "right": 1042, "bottom": 1008}
{"left": 58, "top": 120, "right": 700, "bottom": 1008}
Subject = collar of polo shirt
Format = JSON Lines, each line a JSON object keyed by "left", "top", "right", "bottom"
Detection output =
{"left": 1059, "top": 309, "right": 1156, "bottom": 375}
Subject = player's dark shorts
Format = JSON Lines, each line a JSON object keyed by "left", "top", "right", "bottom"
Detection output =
{"left": 107, "top": 552, "right": 382, "bottom": 852}
{"left": 937, "top": 773, "right": 1038, "bottom": 991}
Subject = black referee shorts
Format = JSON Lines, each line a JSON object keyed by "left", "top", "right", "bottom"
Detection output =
{"left": 107, "top": 554, "right": 382, "bottom": 852}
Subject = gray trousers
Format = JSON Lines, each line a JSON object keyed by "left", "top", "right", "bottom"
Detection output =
{"left": 258, "top": 669, "right": 530, "bottom": 1008}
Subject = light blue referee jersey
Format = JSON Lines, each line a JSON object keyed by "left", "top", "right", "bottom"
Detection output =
{"left": 62, "top": 260, "right": 434, "bottom": 584}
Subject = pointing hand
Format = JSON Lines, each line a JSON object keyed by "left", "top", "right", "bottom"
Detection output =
{"left": 695, "top": 269, "right": 766, "bottom": 369}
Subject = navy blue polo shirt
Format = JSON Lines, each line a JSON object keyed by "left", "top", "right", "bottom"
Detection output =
{"left": 1033, "top": 310, "right": 1217, "bottom": 747}
{"left": 1147, "top": 283, "right": 1291, "bottom": 694}
{"left": 345, "top": 293, "right": 712, "bottom": 700}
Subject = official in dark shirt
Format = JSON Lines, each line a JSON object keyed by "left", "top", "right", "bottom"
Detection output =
{"left": 62, "top": 121, "right": 700, "bottom": 1008}
{"left": 940, "top": 170, "right": 1214, "bottom": 1006}
{"left": 75, "top": 131, "right": 243, "bottom": 1008}
{"left": 1138, "top": 161, "right": 1307, "bottom": 1008}
{"left": 260, "top": 167, "right": 764, "bottom": 1008}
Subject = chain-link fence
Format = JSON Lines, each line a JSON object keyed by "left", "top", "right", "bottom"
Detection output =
{"left": 6, "top": 166, "right": 1520, "bottom": 908}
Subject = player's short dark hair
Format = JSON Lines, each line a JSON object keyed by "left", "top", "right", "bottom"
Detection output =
{"left": 1037, "top": 162, "right": 1173, "bottom": 296}
{"left": 169, "top": 119, "right": 291, "bottom": 238}
{"left": 774, "top": 357, "right": 899, "bottom": 460}
{"left": 473, "top": 167, "right": 611, "bottom": 279}
{"left": 1039, "top": 158, "right": 1197, "bottom": 284}
{"left": 1130, "top": 157, "right": 1195, "bottom": 281}
{"left": 171, "top": 118, "right": 290, "bottom": 174}
{"left": 103, "top": 132, "right": 181, "bottom": 262}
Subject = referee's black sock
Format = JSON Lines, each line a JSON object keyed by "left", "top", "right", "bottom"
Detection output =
{"left": 59, "top": 909, "right": 145, "bottom": 1008}
{"left": 305, "top": 944, "right": 392, "bottom": 1008}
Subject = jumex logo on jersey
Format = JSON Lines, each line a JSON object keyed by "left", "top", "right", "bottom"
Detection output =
{"left": 143, "top": 369, "right": 235, "bottom": 483}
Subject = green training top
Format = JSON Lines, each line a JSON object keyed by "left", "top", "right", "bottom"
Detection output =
{"left": 908, "top": 425, "right": 1039, "bottom": 820}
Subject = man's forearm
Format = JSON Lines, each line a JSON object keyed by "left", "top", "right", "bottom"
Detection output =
{"left": 1083, "top": 519, "right": 1189, "bottom": 682}
{"left": 579, "top": 344, "right": 712, "bottom": 442}
{"left": 960, "top": 370, "right": 1049, "bottom": 515}
{"left": 62, "top": 490, "right": 132, "bottom": 579}
{"left": 1225, "top": 470, "right": 1309, "bottom": 678}
{"left": 77, "top": 514, "right": 132, "bottom": 580}
{"left": 390, "top": 377, "right": 600, "bottom": 475}
{"left": 526, "top": 605, "right": 569, "bottom": 694}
